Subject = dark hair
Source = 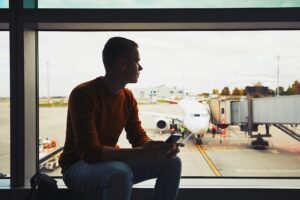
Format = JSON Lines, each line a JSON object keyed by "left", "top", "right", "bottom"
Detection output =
{"left": 102, "top": 37, "right": 138, "bottom": 71}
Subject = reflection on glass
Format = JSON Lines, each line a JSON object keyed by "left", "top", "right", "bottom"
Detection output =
{"left": 38, "top": 0, "right": 300, "bottom": 8}
{"left": 0, "top": 0, "right": 8, "bottom": 8}
{"left": 0, "top": 32, "right": 10, "bottom": 178}
{"left": 39, "top": 31, "right": 300, "bottom": 177}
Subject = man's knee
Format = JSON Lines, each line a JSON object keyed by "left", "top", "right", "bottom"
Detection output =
{"left": 162, "top": 156, "right": 182, "bottom": 176}
{"left": 109, "top": 162, "right": 133, "bottom": 187}
{"left": 172, "top": 156, "right": 181, "bottom": 166}
{"left": 170, "top": 156, "right": 182, "bottom": 173}
{"left": 167, "top": 156, "right": 181, "bottom": 168}
{"left": 99, "top": 162, "right": 134, "bottom": 200}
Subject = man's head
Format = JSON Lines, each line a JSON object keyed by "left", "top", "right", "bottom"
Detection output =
{"left": 102, "top": 37, "right": 143, "bottom": 83}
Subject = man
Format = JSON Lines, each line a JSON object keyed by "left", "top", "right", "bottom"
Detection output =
{"left": 59, "top": 37, "right": 181, "bottom": 200}
{"left": 180, "top": 126, "right": 186, "bottom": 138}
{"left": 212, "top": 125, "right": 216, "bottom": 138}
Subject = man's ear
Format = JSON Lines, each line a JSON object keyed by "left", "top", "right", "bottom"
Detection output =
{"left": 117, "top": 57, "right": 127, "bottom": 71}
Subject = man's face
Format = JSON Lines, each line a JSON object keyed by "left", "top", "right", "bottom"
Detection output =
{"left": 123, "top": 48, "right": 143, "bottom": 83}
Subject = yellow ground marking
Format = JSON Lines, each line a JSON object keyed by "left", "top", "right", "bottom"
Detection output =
{"left": 196, "top": 144, "right": 222, "bottom": 177}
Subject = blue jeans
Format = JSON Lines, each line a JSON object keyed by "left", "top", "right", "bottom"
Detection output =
{"left": 63, "top": 157, "right": 181, "bottom": 200}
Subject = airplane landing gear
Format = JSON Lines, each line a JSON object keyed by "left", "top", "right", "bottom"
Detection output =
{"left": 196, "top": 134, "right": 202, "bottom": 145}
{"left": 170, "top": 120, "right": 178, "bottom": 134}
{"left": 170, "top": 123, "right": 178, "bottom": 130}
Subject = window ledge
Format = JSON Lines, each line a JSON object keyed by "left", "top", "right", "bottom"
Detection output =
{"left": 133, "top": 178, "right": 300, "bottom": 189}
{"left": 2, "top": 178, "right": 300, "bottom": 189}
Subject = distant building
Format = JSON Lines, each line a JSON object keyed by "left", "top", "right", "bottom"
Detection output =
{"left": 130, "top": 85, "right": 184, "bottom": 100}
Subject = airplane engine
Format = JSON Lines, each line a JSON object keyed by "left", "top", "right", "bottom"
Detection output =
{"left": 155, "top": 118, "right": 169, "bottom": 131}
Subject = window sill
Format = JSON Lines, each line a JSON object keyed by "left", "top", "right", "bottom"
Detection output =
{"left": 1, "top": 177, "right": 300, "bottom": 189}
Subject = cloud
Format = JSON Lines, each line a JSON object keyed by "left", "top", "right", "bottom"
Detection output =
{"left": 38, "top": 31, "right": 300, "bottom": 96}
{"left": 1, "top": 31, "right": 300, "bottom": 96}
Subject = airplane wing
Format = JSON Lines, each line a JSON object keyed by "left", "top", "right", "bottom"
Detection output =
{"left": 139, "top": 111, "right": 183, "bottom": 123}
{"left": 155, "top": 98, "right": 178, "bottom": 104}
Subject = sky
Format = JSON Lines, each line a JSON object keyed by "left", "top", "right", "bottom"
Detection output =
{"left": 1, "top": 31, "right": 300, "bottom": 97}
{"left": 0, "top": 32, "right": 9, "bottom": 97}
{"left": 35, "top": 31, "right": 299, "bottom": 97}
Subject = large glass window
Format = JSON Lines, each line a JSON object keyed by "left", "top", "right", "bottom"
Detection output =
{"left": 0, "top": 0, "right": 8, "bottom": 8}
{"left": 39, "top": 31, "right": 300, "bottom": 177}
{"left": 38, "top": 0, "right": 300, "bottom": 9}
{"left": 0, "top": 31, "right": 9, "bottom": 178}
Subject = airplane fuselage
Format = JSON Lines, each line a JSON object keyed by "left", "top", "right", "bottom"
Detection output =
{"left": 178, "top": 99, "right": 210, "bottom": 135}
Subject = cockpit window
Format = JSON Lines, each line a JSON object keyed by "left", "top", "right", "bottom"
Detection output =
{"left": 193, "top": 114, "right": 201, "bottom": 117}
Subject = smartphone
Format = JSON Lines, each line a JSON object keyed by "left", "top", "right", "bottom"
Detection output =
{"left": 165, "top": 133, "right": 182, "bottom": 144}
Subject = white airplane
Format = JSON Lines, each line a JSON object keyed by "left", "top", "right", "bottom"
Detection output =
{"left": 140, "top": 98, "right": 211, "bottom": 144}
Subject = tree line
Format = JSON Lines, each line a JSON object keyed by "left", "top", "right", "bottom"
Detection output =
{"left": 211, "top": 80, "right": 300, "bottom": 96}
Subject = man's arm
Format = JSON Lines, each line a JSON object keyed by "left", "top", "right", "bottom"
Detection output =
{"left": 124, "top": 90, "right": 151, "bottom": 147}
{"left": 68, "top": 88, "right": 104, "bottom": 163}
{"left": 69, "top": 88, "right": 172, "bottom": 163}
{"left": 101, "top": 141, "right": 172, "bottom": 162}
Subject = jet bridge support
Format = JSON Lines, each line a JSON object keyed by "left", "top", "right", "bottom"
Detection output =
{"left": 246, "top": 94, "right": 271, "bottom": 147}
{"left": 273, "top": 124, "right": 300, "bottom": 142}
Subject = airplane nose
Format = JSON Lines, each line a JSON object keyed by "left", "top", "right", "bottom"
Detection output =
{"left": 191, "top": 127, "right": 201, "bottom": 134}
{"left": 194, "top": 127, "right": 207, "bottom": 134}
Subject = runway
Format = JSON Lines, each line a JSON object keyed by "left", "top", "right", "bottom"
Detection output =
{"left": 1, "top": 102, "right": 300, "bottom": 178}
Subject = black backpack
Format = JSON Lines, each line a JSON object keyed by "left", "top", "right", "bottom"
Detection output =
{"left": 25, "top": 172, "right": 58, "bottom": 200}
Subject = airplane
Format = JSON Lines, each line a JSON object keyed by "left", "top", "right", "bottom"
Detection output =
{"left": 140, "top": 98, "right": 211, "bottom": 144}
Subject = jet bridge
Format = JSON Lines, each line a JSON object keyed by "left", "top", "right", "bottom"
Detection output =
{"left": 209, "top": 95, "right": 300, "bottom": 143}
{"left": 251, "top": 95, "right": 300, "bottom": 124}
{"left": 208, "top": 97, "right": 242, "bottom": 127}
{"left": 240, "top": 95, "right": 300, "bottom": 142}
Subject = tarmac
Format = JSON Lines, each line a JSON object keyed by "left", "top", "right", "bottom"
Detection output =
{"left": 1, "top": 102, "right": 300, "bottom": 177}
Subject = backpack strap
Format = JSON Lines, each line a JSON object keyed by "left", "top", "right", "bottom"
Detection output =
{"left": 25, "top": 172, "right": 42, "bottom": 200}
{"left": 25, "top": 172, "right": 58, "bottom": 200}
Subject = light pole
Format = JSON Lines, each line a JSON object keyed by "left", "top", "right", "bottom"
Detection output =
{"left": 276, "top": 56, "right": 280, "bottom": 96}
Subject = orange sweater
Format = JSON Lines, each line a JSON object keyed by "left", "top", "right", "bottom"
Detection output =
{"left": 59, "top": 77, "right": 150, "bottom": 173}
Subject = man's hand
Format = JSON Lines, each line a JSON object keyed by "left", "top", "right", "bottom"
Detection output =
{"left": 166, "top": 143, "right": 180, "bottom": 158}
{"left": 142, "top": 140, "right": 180, "bottom": 160}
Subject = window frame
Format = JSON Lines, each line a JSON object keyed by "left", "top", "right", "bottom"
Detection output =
{"left": 1, "top": 0, "right": 300, "bottom": 188}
